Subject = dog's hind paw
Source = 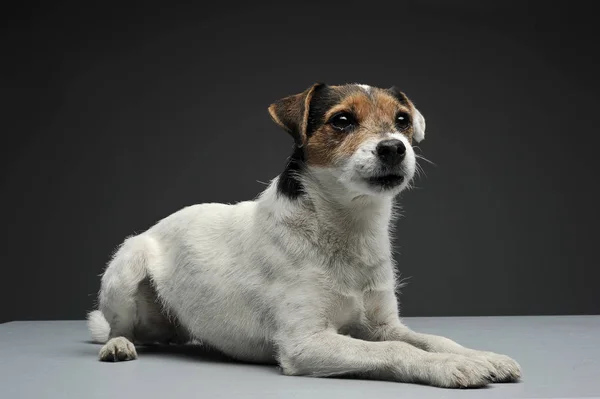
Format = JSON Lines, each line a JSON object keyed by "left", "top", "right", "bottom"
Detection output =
{"left": 99, "top": 337, "right": 138, "bottom": 362}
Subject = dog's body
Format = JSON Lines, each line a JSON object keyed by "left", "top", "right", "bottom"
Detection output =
{"left": 88, "top": 83, "right": 521, "bottom": 388}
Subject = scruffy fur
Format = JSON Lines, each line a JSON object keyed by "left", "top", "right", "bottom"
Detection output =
{"left": 88, "top": 83, "right": 521, "bottom": 388}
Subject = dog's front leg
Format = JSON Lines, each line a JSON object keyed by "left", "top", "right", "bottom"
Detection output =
{"left": 276, "top": 328, "right": 498, "bottom": 388}
{"left": 380, "top": 325, "right": 521, "bottom": 383}
{"left": 361, "top": 289, "right": 521, "bottom": 383}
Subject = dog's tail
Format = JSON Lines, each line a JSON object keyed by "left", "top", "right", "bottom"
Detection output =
{"left": 87, "top": 310, "right": 110, "bottom": 343}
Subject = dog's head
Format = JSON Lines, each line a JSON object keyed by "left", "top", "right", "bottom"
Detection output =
{"left": 269, "top": 83, "right": 425, "bottom": 198}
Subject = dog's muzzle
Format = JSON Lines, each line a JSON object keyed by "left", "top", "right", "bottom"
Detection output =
{"left": 365, "top": 139, "right": 407, "bottom": 189}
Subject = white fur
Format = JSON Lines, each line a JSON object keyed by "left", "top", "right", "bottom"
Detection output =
{"left": 357, "top": 84, "right": 371, "bottom": 93}
{"left": 87, "top": 310, "right": 109, "bottom": 343}
{"left": 413, "top": 108, "right": 426, "bottom": 142}
{"left": 88, "top": 105, "right": 520, "bottom": 387}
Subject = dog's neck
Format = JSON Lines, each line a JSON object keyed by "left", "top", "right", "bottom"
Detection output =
{"left": 257, "top": 166, "right": 397, "bottom": 292}
{"left": 258, "top": 167, "right": 396, "bottom": 243}
{"left": 303, "top": 168, "right": 395, "bottom": 235}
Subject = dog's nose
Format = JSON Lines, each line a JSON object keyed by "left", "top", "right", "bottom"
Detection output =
{"left": 376, "top": 139, "right": 406, "bottom": 166}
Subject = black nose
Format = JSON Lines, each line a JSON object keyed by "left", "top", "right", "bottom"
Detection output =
{"left": 376, "top": 139, "right": 406, "bottom": 166}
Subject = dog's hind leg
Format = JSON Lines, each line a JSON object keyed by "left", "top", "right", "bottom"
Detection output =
{"left": 92, "top": 235, "right": 161, "bottom": 362}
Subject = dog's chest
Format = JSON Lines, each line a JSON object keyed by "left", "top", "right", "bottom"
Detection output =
{"left": 318, "top": 231, "right": 393, "bottom": 292}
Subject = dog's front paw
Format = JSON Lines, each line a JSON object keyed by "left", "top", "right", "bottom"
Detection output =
{"left": 424, "top": 353, "right": 495, "bottom": 388}
{"left": 467, "top": 351, "right": 521, "bottom": 383}
{"left": 99, "top": 337, "right": 138, "bottom": 362}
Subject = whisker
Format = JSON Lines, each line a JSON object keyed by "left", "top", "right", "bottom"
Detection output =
{"left": 412, "top": 162, "right": 422, "bottom": 178}
{"left": 415, "top": 161, "right": 428, "bottom": 178}
{"left": 415, "top": 154, "right": 436, "bottom": 166}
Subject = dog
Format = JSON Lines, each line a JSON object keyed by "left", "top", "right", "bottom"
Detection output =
{"left": 87, "top": 83, "right": 521, "bottom": 388}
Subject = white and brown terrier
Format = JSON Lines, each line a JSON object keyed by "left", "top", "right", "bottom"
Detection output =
{"left": 88, "top": 83, "right": 521, "bottom": 388}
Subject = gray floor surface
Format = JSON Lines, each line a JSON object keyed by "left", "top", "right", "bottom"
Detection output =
{"left": 1, "top": 316, "right": 599, "bottom": 399}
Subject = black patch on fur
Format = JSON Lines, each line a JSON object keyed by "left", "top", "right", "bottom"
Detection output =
{"left": 387, "top": 86, "right": 410, "bottom": 105}
{"left": 277, "top": 145, "right": 306, "bottom": 199}
{"left": 306, "top": 86, "right": 343, "bottom": 138}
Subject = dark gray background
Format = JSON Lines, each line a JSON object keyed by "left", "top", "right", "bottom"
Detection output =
{"left": 2, "top": 1, "right": 599, "bottom": 323}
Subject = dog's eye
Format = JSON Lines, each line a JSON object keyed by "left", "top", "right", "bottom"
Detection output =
{"left": 329, "top": 112, "right": 357, "bottom": 132}
{"left": 395, "top": 112, "right": 411, "bottom": 131}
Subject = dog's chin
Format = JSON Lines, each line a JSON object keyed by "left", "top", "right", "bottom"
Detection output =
{"left": 366, "top": 174, "right": 405, "bottom": 190}
{"left": 349, "top": 172, "right": 408, "bottom": 197}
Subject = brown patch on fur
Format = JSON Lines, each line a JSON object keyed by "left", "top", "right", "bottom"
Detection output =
{"left": 306, "top": 86, "right": 415, "bottom": 167}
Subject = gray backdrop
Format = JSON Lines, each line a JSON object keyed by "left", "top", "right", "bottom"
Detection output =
{"left": 2, "top": 1, "right": 599, "bottom": 323}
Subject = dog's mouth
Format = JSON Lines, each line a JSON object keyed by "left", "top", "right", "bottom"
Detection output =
{"left": 366, "top": 174, "right": 405, "bottom": 189}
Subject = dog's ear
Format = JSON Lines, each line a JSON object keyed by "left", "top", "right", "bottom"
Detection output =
{"left": 268, "top": 83, "right": 325, "bottom": 146}
{"left": 387, "top": 86, "right": 426, "bottom": 143}
{"left": 412, "top": 107, "right": 426, "bottom": 143}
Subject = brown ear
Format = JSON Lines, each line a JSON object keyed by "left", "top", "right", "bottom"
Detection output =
{"left": 268, "top": 83, "right": 324, "bottom": 146}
